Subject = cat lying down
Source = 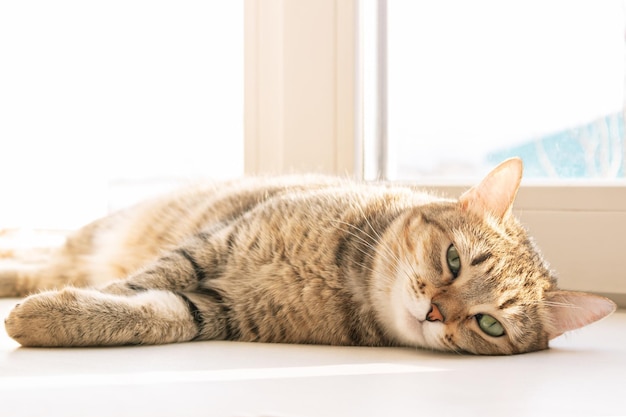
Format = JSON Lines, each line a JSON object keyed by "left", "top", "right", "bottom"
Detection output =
{"left": 2, "top": 158, "right": 616, "bottom": 354}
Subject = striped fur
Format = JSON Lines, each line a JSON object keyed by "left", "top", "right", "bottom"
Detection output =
{"left": 2, "top": 159, "right": 616, "bottom": 354}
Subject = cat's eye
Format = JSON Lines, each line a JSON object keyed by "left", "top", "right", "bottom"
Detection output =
{"left": 446, "top": 244, "right": 461, "bottom": 278}
{"left": 476, "top": 314, "right": 505, "bottom": 337}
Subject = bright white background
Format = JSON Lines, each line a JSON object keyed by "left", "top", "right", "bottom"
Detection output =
{"left": 0, "top": 1, "right": 243, "bottom": 229}
{"left": 387, "top": 0, "right": 624, "bottom": 178}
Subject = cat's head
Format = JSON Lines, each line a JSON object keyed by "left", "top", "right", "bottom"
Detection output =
{"left": 375, "top": 158, "right": 616, "bottom": 354}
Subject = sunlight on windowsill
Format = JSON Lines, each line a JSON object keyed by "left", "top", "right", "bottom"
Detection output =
{"left": 0, "top": 363, "right": 446, "bottom": 390}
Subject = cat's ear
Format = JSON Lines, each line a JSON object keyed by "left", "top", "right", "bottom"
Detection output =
{"left": 459, "top": 158, "right": 523, "bottom": 220}
{"left": 545, "top": 290, "right": 616, "bottom": 340}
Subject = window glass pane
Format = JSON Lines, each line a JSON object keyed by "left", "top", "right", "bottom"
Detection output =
{"left": 386, "top": 0, "right": 624, "bottom": 180}
{"left": 0, "top": 1, "right": 243, "bottom": 229}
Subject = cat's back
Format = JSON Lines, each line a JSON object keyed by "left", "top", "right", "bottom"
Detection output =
{"left": 102, "top": 175, "right": 438, "bottom": 241}
{"left": 74, "top": 176, "right": 334, "bottom": 277}
{"left": 64, "top": 175, "right": 442, "bottom": 284}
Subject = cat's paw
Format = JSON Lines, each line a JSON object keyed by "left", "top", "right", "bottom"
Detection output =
{"left": 4, "top": 287, "right": 85, "bottom": 347}
{"left": 5, "top": 286, "right": 199, "bottom": 347}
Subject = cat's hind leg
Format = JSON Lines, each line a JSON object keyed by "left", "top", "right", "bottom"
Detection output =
{"left": 0, "top": 259, "right": 94, "bottom": 298}
{"left": 3, "top": 287, "right": 223, "bottom": 347}
{"left": 97, "top": 234, "right": 224, "bottom": 296}
{"left": 0, "top": 265, "right": 39, "bottom": 297}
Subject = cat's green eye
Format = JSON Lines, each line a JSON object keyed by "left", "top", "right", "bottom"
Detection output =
{"left": 476, "top": 314, "right": 505, "bottom": 337}
{"left": 446, "top": 244, "right": 461, "bottom": 278}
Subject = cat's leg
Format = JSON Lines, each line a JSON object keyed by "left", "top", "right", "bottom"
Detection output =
{"left": 98, "top": 233, "right": 224, "bottom": 296}
{"left": 4, "top": 234, "right": 233, "bottom": 347}
{"left": 0, "top": 222, "right": 120, "bottom": 298}
{"left": 4, "top": 286, "right": 230, "bottom": 347}
{"left": 0, "top": 265, "right": 42, "bottom": 297}
{"left": 0, "top": 263, "right": 94, "bottom": 298}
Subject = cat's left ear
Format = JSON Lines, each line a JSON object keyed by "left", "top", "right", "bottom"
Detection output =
{"left": 459, "top": 157, "right": 523, "bottom": 220}
{"left": 545, "top": 290, "right": 617, "bottom": 340}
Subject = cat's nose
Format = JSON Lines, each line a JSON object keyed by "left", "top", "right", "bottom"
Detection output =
{"left": 426, "top": 303, "right": 445, "bottom": 322}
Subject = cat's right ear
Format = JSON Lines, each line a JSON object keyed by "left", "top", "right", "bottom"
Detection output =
{"left": 459, "top": 157, "right": 523, "bottom": 220}
{"left": 545, "top": 291, "right": 617, "bottom": 340}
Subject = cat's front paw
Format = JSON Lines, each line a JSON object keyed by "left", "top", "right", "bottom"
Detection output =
{"left": 5, "top": 286, "right": 199, "bottom": 347}
{"left": 4, "top": 288, "right": 83, "bottom": 347}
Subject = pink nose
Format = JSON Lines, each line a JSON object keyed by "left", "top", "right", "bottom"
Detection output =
{"left": 426, "top": 303, "right": 444, "bottom": 322}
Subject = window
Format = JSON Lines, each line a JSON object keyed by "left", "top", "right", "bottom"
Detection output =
{"left": 362, "top": 0, "right": 624, "bottom": 181}
{"left": 0, "top": 1, "right": 243, "bottom": 230}
{"left": 361, "top": 0, "right": 626, "bottom": 303}
{"left": 385, "top": 0, "right": 624, "bottom": 181}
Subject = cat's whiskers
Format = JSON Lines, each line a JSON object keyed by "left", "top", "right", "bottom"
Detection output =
{"left": 541, "top": 301, "right": 578, "bottom": 308}
{"left": 330, "top": 223, "right": 393, "bottom": 275}
{"left": 527, "top": 299, "right": 579, "bottom": 310}
{"left": 331, "top": 219, "right": 414, "bottom": 285}
{"left": 331, "top": 221, "right": 397, "bottom": 270}
{"left": 332, "top": 214, "right": 418, "bottom": 279}
{"left": 352, "top": 204, "right": 397, "bottom": 255}
{"left": 331, "top": 219, "right": 401, "bottom": 266}
{"left": 352, "top": 203, "right": 422, "bottom": 282}
{"left": 444, "top": 340, "right": 464, "bottom": 355}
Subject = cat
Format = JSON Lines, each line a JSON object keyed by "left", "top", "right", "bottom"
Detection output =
{"left": 2, "top": 158, "right": 616, "bottom": 354}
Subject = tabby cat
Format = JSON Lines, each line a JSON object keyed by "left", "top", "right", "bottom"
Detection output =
{"left": 2, "top": 158, "right": 616, "bottom": 354}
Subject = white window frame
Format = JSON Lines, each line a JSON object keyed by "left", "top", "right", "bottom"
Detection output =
{"left": 244, "top": 0, "right": 360, "bottom": 177}
{"left": 243, "top": 0, "right": 626, "bottom": 306}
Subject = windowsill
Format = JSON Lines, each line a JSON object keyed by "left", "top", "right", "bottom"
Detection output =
{"left": 0, "top": 298, "right": 624, "bottom": 416}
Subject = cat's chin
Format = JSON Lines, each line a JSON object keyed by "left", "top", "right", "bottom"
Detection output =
{"left": 396, "top": 305, "right": 449, "bottom": 351}
{"left": 385, "top": 307, "right": 431, "bottom": 349}
{"left": 386, "top": 280, "right": 433, "bottom": 347}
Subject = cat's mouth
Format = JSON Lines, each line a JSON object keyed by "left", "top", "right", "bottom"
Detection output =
{"left": 390, "top": 280, "right": 430, "bottom": 346}
{"left": 401, "top": 307, "right": 428, "bottom": 346}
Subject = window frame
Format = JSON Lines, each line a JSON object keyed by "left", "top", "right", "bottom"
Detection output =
{"left": 244, "top": 0, "right": 361, "bottom": 177}
{"left": 244, "top": 0, "right": 626, "bottom": 306}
